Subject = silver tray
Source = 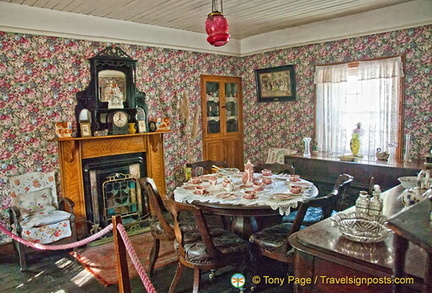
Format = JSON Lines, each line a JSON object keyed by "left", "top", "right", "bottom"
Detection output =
{"left": 330, "top": 212, "right": 391, "bottom": 243}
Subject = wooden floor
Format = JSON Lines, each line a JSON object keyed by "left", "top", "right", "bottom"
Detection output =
{"left": 0, "top": 242, "right": 293, "bottom": 292}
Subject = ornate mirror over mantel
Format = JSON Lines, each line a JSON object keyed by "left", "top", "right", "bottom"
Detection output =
{"left": 75, "top": 46, "right": 148, "bottom": 136}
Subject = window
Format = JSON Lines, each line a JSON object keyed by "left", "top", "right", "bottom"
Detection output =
{"left": 314, "top": 56, "right": 404, "bottom": 159}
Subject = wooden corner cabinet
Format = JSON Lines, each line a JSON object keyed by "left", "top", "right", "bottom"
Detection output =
{"left": 200, "top": 75, "right": 244, "bottom": 170}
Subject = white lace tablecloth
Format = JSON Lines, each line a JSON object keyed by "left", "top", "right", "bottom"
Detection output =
{"left": 174, "top": 173, "right": 318, "bottom": 216}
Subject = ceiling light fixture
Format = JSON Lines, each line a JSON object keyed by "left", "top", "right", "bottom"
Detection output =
{"left": 205, "top": 0, "right": 230, "bottom": 46}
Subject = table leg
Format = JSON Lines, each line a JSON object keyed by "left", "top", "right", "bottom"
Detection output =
{"left": 423, "top": 252, "right": 432, "bottom": 293}
{"left": 392, "top": 234, "right": 409, "bottom": 293}
{"left": 231, "top": 216, "right": 258, "bottom": 239}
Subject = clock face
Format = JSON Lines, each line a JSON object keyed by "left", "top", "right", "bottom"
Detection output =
{"left": 149, "top": 121, "right": 157, "bottom": 132}
{"left": 113, "top": 111, "right": 128, "bottom": 127}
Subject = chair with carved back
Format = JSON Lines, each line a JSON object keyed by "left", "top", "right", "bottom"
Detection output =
{"left": 249, "top": 174, "right": 353, "bottom": 267}
{"left": 191, "top": 160, "right": 228, "bottom": 175}
{"left": 8, "top": 171, "right": 77, "bottom": 271}
{"left": 253, "top": 163, "right": 295, "bottom": 175}
{"left": 139, "top": 177, "right": 216, "bottom": 276}
{"left": 165, "top": 198, "right": 250, "bottom": 293}
{"left": 138, "top": 177, "right": 176, "bottom": 276}
{"left": 282, "top": 173, "right": 356, "bottom": 225}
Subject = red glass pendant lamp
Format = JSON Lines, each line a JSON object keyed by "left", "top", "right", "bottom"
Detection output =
{"left": 205, "top": 0, "right": 230, "bottom": 46}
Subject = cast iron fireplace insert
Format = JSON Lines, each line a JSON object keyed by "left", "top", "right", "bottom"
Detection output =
{"left": 82, "top": 152, "right": 149, "bottom": 232}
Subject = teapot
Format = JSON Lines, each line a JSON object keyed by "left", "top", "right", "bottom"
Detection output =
{"left": 375, "top": 148, "right": 389, "bottom": 161}
{"left": 417, "top": 169, "right": 431, "bottom": 190}
{"left": 399, "top": 187, "right": 423, "bottom": 207}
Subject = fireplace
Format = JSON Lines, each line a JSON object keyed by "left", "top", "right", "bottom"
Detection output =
{"left": 83, "top": 153, "right": 149, "bottom": 231}
{"left": 57, "top": 133, "right": 167, "bottom": 237}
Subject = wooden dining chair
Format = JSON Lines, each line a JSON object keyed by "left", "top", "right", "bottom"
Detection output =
{"left": 249, "top": 174, "right": 353, "bottom": 265}
{"left": 165, "top": 198, "right": 249, "bottom": 293}
{"left": 191, "top": 160, "right": 228, "bottom": 175}
{"left": 282, "top": 173, "right": 354, "bottom": 225}
{"left": 138, "top": 177, "right": 176, "bottom": 276}
{"left": 139, "top": 177, "right": 224, "bottom": 276}
{"left": 253, "top": 163, "right": 295, "bottom": 175}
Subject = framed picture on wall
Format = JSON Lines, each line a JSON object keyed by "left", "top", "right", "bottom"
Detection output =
{"left": 255, "top": 65, "right": 296, "bottom": 102}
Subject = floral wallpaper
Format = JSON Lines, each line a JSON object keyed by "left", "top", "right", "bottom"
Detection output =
{"left": 0, "top": 25, "right": 431, "bottom": 243}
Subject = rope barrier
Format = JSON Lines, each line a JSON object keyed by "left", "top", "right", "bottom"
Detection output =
{"left": 116, "top": 223, "right": 157, "bottom": 293}
{"left": 0, "top": 223, "right": 113, "bottom": 250}
{"left": 0, "top": 222, "right": 158, "bottom": 293}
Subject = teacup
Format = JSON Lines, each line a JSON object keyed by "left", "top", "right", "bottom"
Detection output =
{"left": 208, "top": 176, "right": 218, "bottom": 186}
{"left": 244, "top": 190, "right": 257, "bottom": 199}
{"left": 222, "top": 177, "right": 232, "bottom": 187}
{"left": 253, "top": 182, "right": 265, "bottom": 191}
{"left": 194, "top": 185, "right": 207, "bottom": 195}
{"left": 261, "top": 169, "right": 273, "bottom": 177}
{"left": 290, "top": 187, "right": 303, "bottom": 194}
{"left": 190, "top": 177, "right": 202, "bottom": 184}
{"left": 288, "top": 175, "right": 301, "bottom": 182}
{"left": 262, "top": 176, "right": 273, "bottom": 185}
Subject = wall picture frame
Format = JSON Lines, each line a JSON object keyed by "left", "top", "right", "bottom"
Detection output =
{"left": 80, "top": 122, "right": 92, "bottom": 137}
{"left": 255, "top": 65, "right": 296, "bottom": 102}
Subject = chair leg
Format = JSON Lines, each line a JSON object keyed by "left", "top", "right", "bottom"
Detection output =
{"left": 169, "top": 262, "right": 185, "bottom": 293}
{"left": 16, "top": 242, "right": 27, "bottom": 272}
{"left": 149, "top": 238, "right": 160, "bottom": 276}
{"left": 192, "top": 267, "right": 201, "bottom": 293}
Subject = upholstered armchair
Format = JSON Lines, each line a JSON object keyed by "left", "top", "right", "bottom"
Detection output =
{"left": 8, "top": 171, "right": 77, "bottom": 271}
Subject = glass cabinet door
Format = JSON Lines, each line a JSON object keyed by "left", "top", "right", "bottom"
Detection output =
{"left": 205, "top": 82, "right": 220, "bottom": 134}
{"left": 225, "top": 82, "right": 238, "bottom": 133}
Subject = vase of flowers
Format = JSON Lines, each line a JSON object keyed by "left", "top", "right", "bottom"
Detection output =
{"left": 350, "top": 122, "right": 364, "bottom": 156}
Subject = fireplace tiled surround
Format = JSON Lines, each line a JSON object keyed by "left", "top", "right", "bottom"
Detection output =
{"left": 57, "top": 132, "right": 167, "bottom": 238}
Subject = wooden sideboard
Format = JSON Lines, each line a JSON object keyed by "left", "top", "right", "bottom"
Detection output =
{"left": 285, "top": 153, "right": 424, "bottom": 208}
{"left": 289, "top": 185, "right": 426, "bottom": 293}
{"left": 57, "top": 132, "right": 167, "bottom": 237}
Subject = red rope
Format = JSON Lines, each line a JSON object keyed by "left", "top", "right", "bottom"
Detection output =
{"left": 0, "top": 222, "right": 158, "bottom": 292}
{"left": 116, "top": 223, "right": 157, "bottom": 293}
{"left": 0, "top": 223, "right": 113, "bottom": 250}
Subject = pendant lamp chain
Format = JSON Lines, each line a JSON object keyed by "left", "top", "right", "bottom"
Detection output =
{"left": 212, "top": 0, "right": 223, "bottom": 13}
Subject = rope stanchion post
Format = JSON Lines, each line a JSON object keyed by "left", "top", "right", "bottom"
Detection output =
{"left": 112, "top": 216, "right": 131, "bottom": 293}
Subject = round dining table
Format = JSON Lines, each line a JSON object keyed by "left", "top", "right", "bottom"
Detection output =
{"left": 174, "top": 172, "right": 319, "bottom": 238}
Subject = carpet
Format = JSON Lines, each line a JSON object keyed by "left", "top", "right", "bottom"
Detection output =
{"left": 71, "top": 231, "right": 177, "bottom": 286}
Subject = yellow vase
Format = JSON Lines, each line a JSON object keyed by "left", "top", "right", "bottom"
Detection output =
{"left": 128, "top": 123, "right": 136, "bottom": 134}
{"left": 350, "top": 134, "right": 360, "bottom": 156}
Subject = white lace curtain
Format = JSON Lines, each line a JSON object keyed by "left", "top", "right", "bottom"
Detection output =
{"left": 314, "top": 57, "right": 404, "bottom": 158}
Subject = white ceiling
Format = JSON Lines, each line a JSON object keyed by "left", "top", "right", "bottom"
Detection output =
{"left": 0, "top": 0, "right": 414, "bottom": 39}
{"left": 0, "top": 0, "right": 431, "bottom": 56}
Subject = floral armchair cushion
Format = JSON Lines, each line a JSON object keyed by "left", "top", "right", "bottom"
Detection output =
{"left": 11, "top": 188, "right": 56, "bottom": 220}
{"left": 9, "top": 171, "right": 73, "bottom": 244}
{"left": 20, "top": 218, "right": 72, "bottom": 244}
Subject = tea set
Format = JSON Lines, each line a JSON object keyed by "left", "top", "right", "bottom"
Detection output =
{"left": 182, "top": 165, "right": 310, "bottom": 201}
{"left": 399, "top": 169, "right": 431, "bottom": 207}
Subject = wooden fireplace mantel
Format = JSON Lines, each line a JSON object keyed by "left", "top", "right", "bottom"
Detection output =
{"left": 57, "top": 131, "right": 168, "bottom": 237}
